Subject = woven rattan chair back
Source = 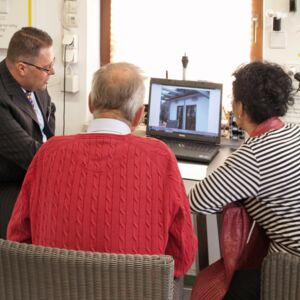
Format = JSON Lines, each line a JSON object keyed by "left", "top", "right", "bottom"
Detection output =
{"left": 0, "top": 239, "right": 174, "bottom": 300}
{"left": 261, "top": 252, "right": 300, "bottom": 300}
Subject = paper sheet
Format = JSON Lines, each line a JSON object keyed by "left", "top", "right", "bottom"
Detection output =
{"left": 178, "top": 161, "right": 207, "bottom": 181}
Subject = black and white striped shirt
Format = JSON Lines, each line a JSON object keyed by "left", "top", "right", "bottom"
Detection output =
{"left": 189, "top": 123, "right": 300, "bottom": 256}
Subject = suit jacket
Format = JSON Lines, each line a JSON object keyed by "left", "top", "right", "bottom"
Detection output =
{"left": 0, "top": 59, "right": 56, "bottom": 238}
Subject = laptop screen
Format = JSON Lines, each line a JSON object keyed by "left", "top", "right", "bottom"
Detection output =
{"left": 146, "top": 78, "right": 223, "bottom": 144}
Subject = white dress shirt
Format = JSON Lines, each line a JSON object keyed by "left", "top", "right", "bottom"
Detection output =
{"left": 87, "top": 118, "right": 131, "bottom": 135}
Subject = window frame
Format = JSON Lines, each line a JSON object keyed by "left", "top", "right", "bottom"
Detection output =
{"left": 100, "top": 0, "right": 111, "bottom": 66}
{"left": 100, "top": 0, "right": 263, "bottom": 65}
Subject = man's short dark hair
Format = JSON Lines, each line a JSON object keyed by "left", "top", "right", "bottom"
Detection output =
{"left": 7, "top": 27, "right": 53, "bottom": 63}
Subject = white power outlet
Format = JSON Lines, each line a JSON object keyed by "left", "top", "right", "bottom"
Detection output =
{"left": 61, "top": 74, "right": 79, "bottom": 93}
{"left": 64, "top": 13, "right": 78, "bottom": 28}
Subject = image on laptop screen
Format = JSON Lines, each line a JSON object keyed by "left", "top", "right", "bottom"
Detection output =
{"left": 147, "top": 78, "right": 223, "bottom": 144}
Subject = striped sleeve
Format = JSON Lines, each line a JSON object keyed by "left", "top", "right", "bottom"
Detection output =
{"left": 188, "top": 143, "right": 260, "bottom": 214}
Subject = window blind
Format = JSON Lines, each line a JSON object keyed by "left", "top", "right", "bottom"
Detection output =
{"left": 110, "top": 0, "right": 251, "bottom": 108}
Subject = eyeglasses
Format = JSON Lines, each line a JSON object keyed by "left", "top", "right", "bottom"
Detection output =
{"left": 20, "top": 58, "right": 55, "bottom": 74}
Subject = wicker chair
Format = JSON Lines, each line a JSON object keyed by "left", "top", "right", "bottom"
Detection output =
{"left": 0, "top": 239, "right": 175, "bottom": 300}
{"left": 261, "top": 252, "right": 300, "bottom": 300}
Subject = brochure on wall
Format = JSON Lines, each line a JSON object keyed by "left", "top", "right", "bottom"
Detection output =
{"left": 0, "top": 0, "right": 31, "bottom": 49}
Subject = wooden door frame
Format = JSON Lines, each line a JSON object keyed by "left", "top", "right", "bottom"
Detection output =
{"left": 251, "top": 0, "right": 263, "bottom": 60}
{"left": 100, "top": 0, "right": 111, "bottom": 66}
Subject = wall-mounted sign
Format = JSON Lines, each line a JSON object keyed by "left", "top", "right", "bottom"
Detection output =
{"left": 0, "top": 0, "right": 31, "bottom": 49}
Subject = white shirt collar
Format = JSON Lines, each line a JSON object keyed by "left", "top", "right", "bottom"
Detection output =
{"left": 87, "top": 118, "right": 131, "bottom": 135}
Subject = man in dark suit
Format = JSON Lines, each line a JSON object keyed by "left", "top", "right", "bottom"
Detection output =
{"left": 0, "top": 27, "right": 56, "bottom": 238}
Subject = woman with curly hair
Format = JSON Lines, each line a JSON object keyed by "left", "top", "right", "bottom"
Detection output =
{"left": 189, "top": 61, "right": 299, "bottom": 299}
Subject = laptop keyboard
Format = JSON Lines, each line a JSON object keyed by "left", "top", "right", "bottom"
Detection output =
{"left": 162, "top": 139, "right": 219, "bottom": 163}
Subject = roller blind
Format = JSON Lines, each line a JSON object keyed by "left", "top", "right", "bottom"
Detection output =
{"left": 110, "top": 0, "right": 252, "bottom": 107}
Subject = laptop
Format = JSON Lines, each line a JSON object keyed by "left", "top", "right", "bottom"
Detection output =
{"left": 146, "top": 78, "right": 223, "bottom": 164}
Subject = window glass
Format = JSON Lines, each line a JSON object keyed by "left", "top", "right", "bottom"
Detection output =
{"left": 111, "top": 0, "right": 251, "bottom": 108}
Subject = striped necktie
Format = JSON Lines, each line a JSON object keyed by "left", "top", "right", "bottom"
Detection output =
{"left": 24, "top": 90, "right": 47, "bottom": 142}
{"left": 26, "top": 91, "right": 34, "bottom": 107}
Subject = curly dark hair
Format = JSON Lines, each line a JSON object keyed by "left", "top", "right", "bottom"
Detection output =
{"left": 232, "top": 61, "right": 295, "bottom": 124}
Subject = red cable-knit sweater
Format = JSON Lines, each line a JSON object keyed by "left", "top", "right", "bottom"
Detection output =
{"left": 7, "top": 133, "right": 197, "bottom": 277}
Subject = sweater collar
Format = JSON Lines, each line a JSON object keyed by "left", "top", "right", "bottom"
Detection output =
{"left": 250, "top": 117, "right": 284, "bottom": 137}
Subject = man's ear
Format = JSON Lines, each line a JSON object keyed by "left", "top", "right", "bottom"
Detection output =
{"left": 16, "top": 62, "right": 26, "bottom": 76}
{"left": 131, "top": 106, "right": 145, "bottom": 130}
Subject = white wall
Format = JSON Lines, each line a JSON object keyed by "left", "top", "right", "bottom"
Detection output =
{"left": 0, "top": 0, "right": 99, "bottom": 135}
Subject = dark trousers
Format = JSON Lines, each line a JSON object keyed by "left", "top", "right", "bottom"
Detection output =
{"left": 223, "top": 269, "right": 261, "bottom": 300}
{"left": 0, "top": 184, "right": 20, "bottom": 239}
